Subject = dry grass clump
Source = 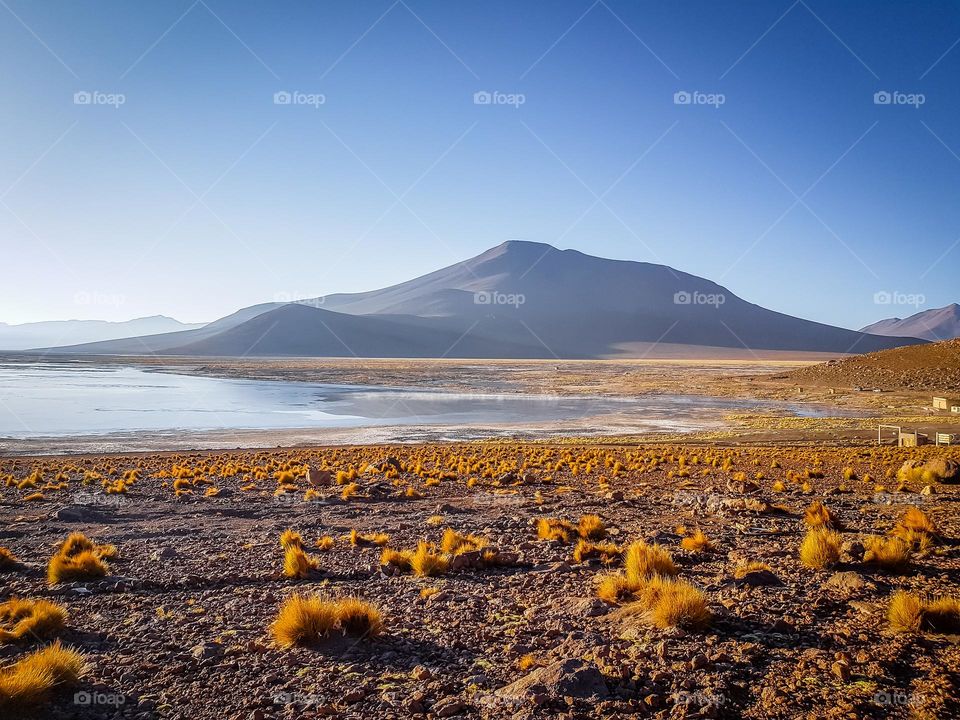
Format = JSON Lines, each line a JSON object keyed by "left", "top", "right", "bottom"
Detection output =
{"left": 279, "top": 529, "right": 304, "bottom": 550}
{"left": 888, "top": 591, "right": 960, "bottom": 634}
{"left": 349, "top": 530, "right": 391, "bottom": 547}
{"left": 440, "top": 529, "right": 488, "bottom": 555}
{"left": 536, "top": 518, "right": 577, "bottom": 543}
{"left": 283, "top": 546, "right": 320, "bottom": 579}
{"left": 46, "top": 533, "right": 111, "bottom": 585}
{"left": 732, "top": 561, "right": 772, "bottom": 579}
{"left": 863, "top": 535, "right": 912, "bottom": 571}
{"left": 334, "top": 597, "right": 384, "bottom": 637}
{"left": 572, "top": 540, "right": 621, "bottom": 565}
{"left": 625, "top": 541, "right": 677, "bottom": 582}
{"left": 0, "top": 641, "right": 86, "bottom": 712}
{"left": 890, "top": 507, "right": 940, "bottom": 549}
{"left": 0, "top": 599, "right": 67, "bottom": 644}
{"left": 577, "top": 515, "right": 606, "bottom": 540}
{"left": 0, "top": 548, "right": 21, "bottom": 573}
{"left": 270, "top": 594, "right": 383, "bottom": 648}
{"left": 410, "top": 542, "right": 450, "bottom": 577}
{"left": 315, "top": 536, "right": 335, "bottom": 551}
{"left": 380, "top": 547, "right": 414, "bottom": 572}
{"left": 617, "top": 576, "right": 712, "bottom": 630}
{"left": 803, "top": 501, "right": 842, "bottom": 530}
{"left": 680, "top": 530, "right": 713, "bottom": 553}
{"left": 596, "top": 541, "right": 678, "bottom": 603}
{"left": 799, "top": 528, "right": 841, "bottom": 569}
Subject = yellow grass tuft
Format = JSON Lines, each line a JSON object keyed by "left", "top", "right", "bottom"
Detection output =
{"left": 577, "top": 515, "right": 606, "bottom": 540}
{"left": 270, "top": 594, "right": 339, "bottom": 648}
{"left": 890, "top": 507, "right": 940, "bottom": 545}
{"left": 0, "top": 548, "right": 21, "bottom": 573}
{"left": 440, "top": 529, "right": 488, "bottom": 555}
{"left": 315, "top": 536, "right": 335, "bottom": 551}
{"left": 573, "top": 540, "right": 621, "bottom": 565}
{"left": 0, "top": 599, "right": 68, "bottom": 644}
{"left": 283, "top": 546, "right": 320, "bottom": 579}
{"left": 350, "top": 530, "right": 390, "bottom": 547}
{"left": 732, "top": 561, "right": 772, "bottom": 579}
{"left": 47, "top": 545, "right": 109, "bottom": 585}
{"left": 380, "top": 547, "right": 414, "bottom": 572}
{"left": 536, "top": 518, "right": 578, "bottom": 543}
{"left": 410, "top": 542, "right": 450, "bottom": 577}
{"left": 799, "top": 528, "right": 841, "bottom": 569}
{"left": 889, "top": 591, "right": 960, "bottom": 634}
{"left": 279, "top": 529, "right": 303, "bottom": 550}
{"left": 863, "top": 535, "right": 912, "bottom": 571}
{"left": 803, "top": 500, "right": 841, "bottom": 530}
{"left": 680, "top": 530, "right": 713, "bottom": 553}
{"left": 619, "top": 576, "right": 712, "bottom": 630}
{"left": 334, "top": 597, "right": 383, "bottom": 637}
{"left": 517, "top": 654, "right": 538, "bottom": 671}
{"left": 0, "top": 641, "right": 86, "bottom": 712}
{"left": 624, "top": 541, "right": 677, "bottom": 582}
{"left": 596, "top": 572, "right": 642, "bottom": 603}
{"left": 270, "top": 594, "right": 384, "bottom": 648}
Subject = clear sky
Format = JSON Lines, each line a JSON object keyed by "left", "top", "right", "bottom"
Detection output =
{"left": 1, "top": 0, "right": 958, "bottom": 329}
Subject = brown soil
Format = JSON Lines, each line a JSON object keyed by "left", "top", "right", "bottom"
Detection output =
{"left": 2, "top": 442, "right": 959, "bottom": 719}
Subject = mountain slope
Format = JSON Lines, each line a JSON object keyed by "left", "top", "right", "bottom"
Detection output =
{"left": 43, "top": 241, "right": 925, "bottom": 358}
{"left": 788, "top": 338, "right": 960, "bottom": 392}
{"left": 861, "top": 303, "right": 960, "bottom": 342}
{"left": 0, "top": 316, "right": 204, "bottom": 351}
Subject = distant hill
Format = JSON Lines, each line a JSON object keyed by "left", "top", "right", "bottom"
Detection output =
{"left": 42, "top": 241, "right": 925, "bottom": 358}
{"left": 861, "top": 303, "right": 960, "bottom": 342}
{"left": 0, "top": 315, "right": 204, "bottom": 351}
{"left": 787, "top": 338, "right": 960, "bottom": 392}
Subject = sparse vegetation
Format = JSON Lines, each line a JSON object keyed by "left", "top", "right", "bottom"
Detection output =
{"left": 799, "top": 528, "right": 841, "bottom": 569}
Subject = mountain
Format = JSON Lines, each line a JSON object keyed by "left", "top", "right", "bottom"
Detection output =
{"left": 861, "top": 303, "right": 960, "bottom": 342}
{"left": 43, "top": 241, "right": 925, "bottom": 358}
{"left": 0, "top": 315, "right": 205, "bottom": 351}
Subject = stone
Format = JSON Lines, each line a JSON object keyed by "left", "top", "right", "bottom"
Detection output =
{"left": 494, "top": 659, "right": 609, "bottom": 703}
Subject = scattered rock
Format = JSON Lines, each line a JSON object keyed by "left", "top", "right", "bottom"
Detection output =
{"left": 494, "top": 659, "right": 609, "bottom": 703}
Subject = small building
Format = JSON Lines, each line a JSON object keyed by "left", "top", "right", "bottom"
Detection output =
{"left": 933, "top": 396, "right": 960, "bottom": 411}
{"left": 899, "top": 430, "right": 929, "bottom": 447}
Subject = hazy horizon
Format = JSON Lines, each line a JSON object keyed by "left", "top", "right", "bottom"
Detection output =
{"left": 3, "top": 1, "right": 959, "bottom": 328}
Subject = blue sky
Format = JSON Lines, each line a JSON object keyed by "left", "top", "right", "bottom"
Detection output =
{"left": 1, "top": 0, "right": 958, "bottom": 329}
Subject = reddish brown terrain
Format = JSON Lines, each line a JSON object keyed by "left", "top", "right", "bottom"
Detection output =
{"left": 1, "top": 442, "right": 959, "bottom": 719}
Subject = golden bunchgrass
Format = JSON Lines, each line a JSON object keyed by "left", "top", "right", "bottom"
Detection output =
{"left": 863, "top": 535, "right": 912, "bottom": 571}
{"left": 799, "top": 528, "right": 841, "bottom": 569}
{"left": 625, "top": 541, "right": 677, "bottom": 582}
{"left": 577, "top": 515, "right": 606, "bottom": 540}
{"left": 0, "top": 641, "right": 86, "bottom": 712}
{"left": 0, "top": 599, "right": 68, "bottom": 645}
{"left": 282, "top": 546, "right": 320, "bottom": 579}
{"left": 270, "top": 594, "right": 383, "bottom": 648}
{"left": 440, "top": 529, "right": 487, "bottom": 555}
{"left": 279, "top": 529, "right": 303, "bottom": 550}
{"left": 47, "top": 535, "right": 110, "bottom": 585}
{"left": 572, "top": 540, "right": 621, "bottom": 565}
{"left": 680, "top": 530, "right": 713, "bottom": 553}
{"left": 803, "top": 501, "right": 841, "bottom": 530}
{"left": 888, "top": 591, "right": 960, "bottom": 634}
{"left": 0, "top": 548, "right": 20, "bottom": 573}
{"left": 617, "top": 576, "right": 712, "bottom": 630}
{"left": 409, "top": 542, "right": 450, "bottom": 577}
{"left": 890, "top": 507, "right": 940, "bottom": 546}
{"left": 536, "top": 518, "right": 577, "bottom": 543}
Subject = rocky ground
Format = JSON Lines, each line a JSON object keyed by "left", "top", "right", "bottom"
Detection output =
{"left": 1, "top": 442, "right": 959, "bottom": 720}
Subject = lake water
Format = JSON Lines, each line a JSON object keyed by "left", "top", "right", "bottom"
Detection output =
{"left": 0, "top": 362, "right": 833, "bottom": 440}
